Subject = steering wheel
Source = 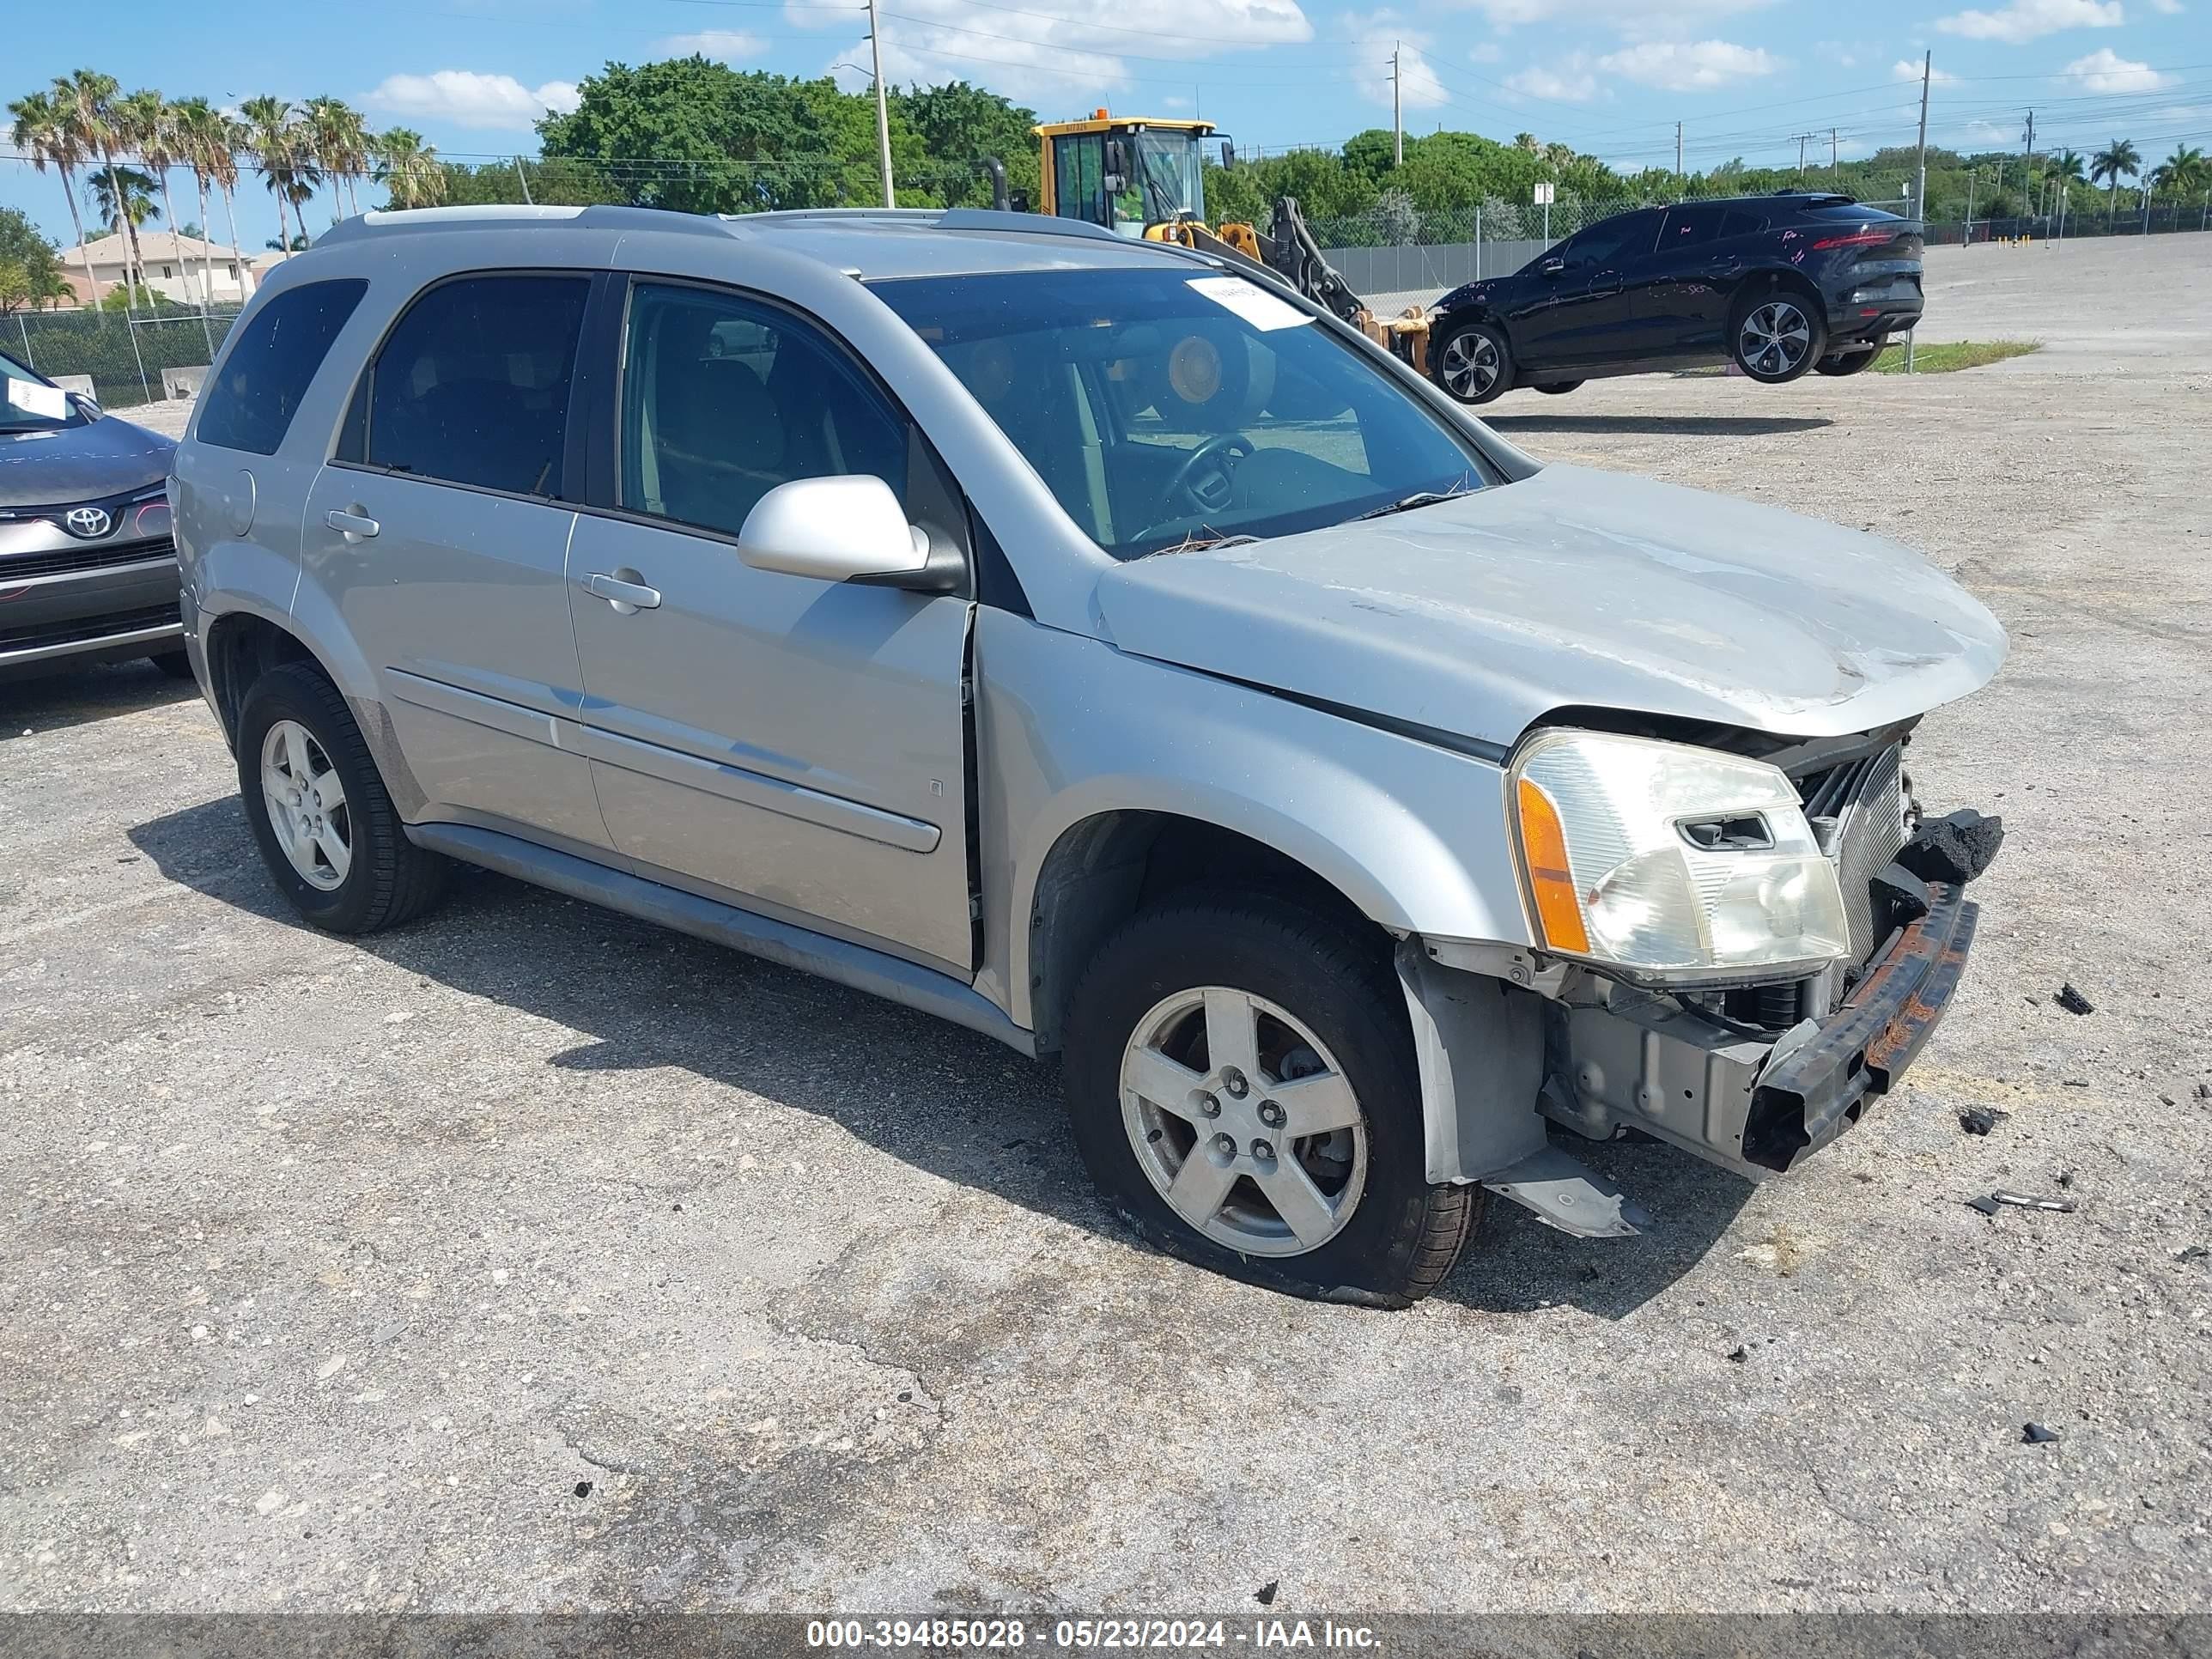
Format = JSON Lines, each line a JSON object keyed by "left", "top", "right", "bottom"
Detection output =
{"left": 1165, "top": 434, "right": 1255, "bottom": 517}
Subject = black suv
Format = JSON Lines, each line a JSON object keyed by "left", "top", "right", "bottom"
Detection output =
{"left": 1427, "top": 192, "right": 1924, "bottom": 404}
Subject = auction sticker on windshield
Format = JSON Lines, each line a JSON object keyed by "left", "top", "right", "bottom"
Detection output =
{"left": 1187, "top": 276, "right": 1310, "bottom": 331}
{"left": 3, "top": 378, "right": 69, "bottom": 421}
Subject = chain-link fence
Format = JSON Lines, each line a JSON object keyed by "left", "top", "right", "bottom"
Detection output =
{"left": 8, "top": 307, "right": 240, "bottom": 410}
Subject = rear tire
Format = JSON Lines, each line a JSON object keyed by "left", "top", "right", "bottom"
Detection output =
{"left": 1432, "top": 319, "right": 1512, "bottom": 405}
{"left": 149, "top": 649, "right": 195, "bottom": 679}
{"left": 1814, "top": 342, "right": 1884, "bottom": 377}
{"left": 235, "top": 661, "right": 448, "bottom": 934}
{"left": 1062, "top": 895, "right": 1478, "bottom": 1307}
{"left": 1533, "top": 380, "right": 1584, "bottom": 395}
{"left": 1729, "top": 288, "right": 1826, "bottom": 384}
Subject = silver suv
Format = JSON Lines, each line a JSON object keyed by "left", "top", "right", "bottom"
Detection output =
{"left": 173, "top": 204, "right": 2006, "bottom": 1305}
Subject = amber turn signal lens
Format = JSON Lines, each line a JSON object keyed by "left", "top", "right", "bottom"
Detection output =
{"left": 1516, "top": 775, "right": 1591, "bottom": 955}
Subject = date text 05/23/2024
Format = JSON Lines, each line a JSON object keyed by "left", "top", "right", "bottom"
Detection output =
{"left": 806, "top": 1619, "right": 1384, "bottom": 1650}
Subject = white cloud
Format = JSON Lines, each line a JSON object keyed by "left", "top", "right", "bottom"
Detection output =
{"left": 1506, "top": 56, "right": 1601, "bottom": 99}
{"left": 656, "top": 30, "right": 769, "bottom": 61}
{"left": 2147, "top": 0, "right": 2182, "bottom": 13}
{"left": 364, "top": 70, "right": 580, "bottom": 130}
{"left": 2062, "top": 46, "right": 2176, "bottom": 88}
{"left": 1459, "top": 0, "right": 1776, "bottom": 38}
{"left": 1469, "top": 40, "right": 1504, "bottom": 61}
{"left": 1934, "top": 0, "right": 2123, "bottom": 43}
{"left": 1595, "top": 39, "right": 1778, "bottom": 88}
{"left": 1893, "top": 58, "right": 1960, "bottom": 81}
{"left": 804, "top": 0, "right": 1312, "bottom": 104}
{"left": 1333, "top": 14, "right": 1451, "bottom": 111}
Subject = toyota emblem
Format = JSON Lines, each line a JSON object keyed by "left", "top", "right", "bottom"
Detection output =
{"left": 63, "top": 506, "right": 112, "bottom": 539}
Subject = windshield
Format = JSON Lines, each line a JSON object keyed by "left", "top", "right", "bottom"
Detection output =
{"left": 872, "top": 267, "right": 1492, "bottom": 558}
{"left": 1115, "top": 131, "right": 1205, "bottom": 234}
{"left": 1, "top": 352, "right": 79, "bottom": 433}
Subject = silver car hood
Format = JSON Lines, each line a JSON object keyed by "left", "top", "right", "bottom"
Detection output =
{"left": 1091, "top": 464, "right": 2007, "bottom": 747}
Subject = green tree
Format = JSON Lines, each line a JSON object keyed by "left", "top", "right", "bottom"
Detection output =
{"left": 117, "top": 89, "right": 198, "bottom": 305}
{"left": 242, "top": 96, "right": 319, "bottom": 251}
{"left": 304, "top": 96, "right": 370, "bottom": 216}
{"left": 0, "top": 205, "right": 70, "bottom": 313}
{"left": 2090, "top": 138, "right": 2139, "bottom": 224}
{"left": 54, "top": 70, "right": 149, "bottom": 307}
{"left": 890, "top": 80, "right": 1038, "bottom": 206}
{"left": 538, "top": 58, "right": 845, "bottom": 214}
{"left": 7, "top": 90, "right": 101, "bottom": 310}
{"left": 2152, "top": 143, "right": 2206, "bottom": 201}
{"left": 171, "top": 97, "right": 229, "bottom": 302}
{"left": 88, "top": 163, "right": 160, "bottom": 240}
{"left": 374, "top": 127, "right": 446, "bottom": 209}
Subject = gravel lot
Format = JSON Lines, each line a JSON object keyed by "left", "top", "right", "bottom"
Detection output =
{"left": 4, "top": 235, "right": 2209, "bottom": 1617}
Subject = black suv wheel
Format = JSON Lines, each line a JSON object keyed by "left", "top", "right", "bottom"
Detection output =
{"left": 1432, "top": 319, "right": 1511, "bottom": 405}
{"left": 1814, "top": 342, "right": 1885, "bottom": 377}
{"left": 1729, "top": 289, "right": 1827, "bottom": 384}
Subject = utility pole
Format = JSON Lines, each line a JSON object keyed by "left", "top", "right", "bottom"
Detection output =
{"left": 867, "top": 0, "right": 896, "bottom": 207}
{"left": 1675, "top": 121, "right": 1683, "bottom": 194}
{"left": 2021, "top": 109, "right": 2034, "bottom": 232}
{"left": 1392, "top": 44, "right": 1403, "bottom": 167}
{"left": 512, "top": 157, "right": 533, "bottom": 204}
{"left": 1829, "top": 128, "right": 1838, "bottom": 171}
{"left": 1796, "top": 131, "right": 1809, "bottom": 175}
{"left": 1909, "top": 50, "right": 1929, "bottom": 373}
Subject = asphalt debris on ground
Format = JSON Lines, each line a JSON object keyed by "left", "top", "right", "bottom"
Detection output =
{"left": 2055, "top": 984, "right": 2095, "bottom": 1016}
{"left": 1960, "top": 1107, "right": 2010, "bottom": 1136}
{"left": 1969, "top": 1191, "right": 2081, "bottom": 1217}
{"left": 2022, "top": 1423, "right": 2061, "bottom": 1445}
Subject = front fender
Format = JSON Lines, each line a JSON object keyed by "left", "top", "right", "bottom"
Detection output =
{"left": 978, "top": 600, "right": 1528, "bottom": 961}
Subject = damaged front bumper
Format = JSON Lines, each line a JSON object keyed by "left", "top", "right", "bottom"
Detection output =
{"left": 1542, "top": 882, "right": 1981, "bottom": 1178}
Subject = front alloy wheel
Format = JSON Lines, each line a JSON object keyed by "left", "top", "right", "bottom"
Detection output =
{"left": 1120, "top": 986, "right": 1368, "bottom": 1256}
{"left": 1062, "top": 896, "right": 1481, "bottom": 1306}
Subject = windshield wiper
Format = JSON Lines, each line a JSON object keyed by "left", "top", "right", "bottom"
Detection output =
{"left": 1142, "top": 532, "right": 1259, "bottom": 556}
{"left": 1352, "top": 487, "right": 1477, "bottom": 522}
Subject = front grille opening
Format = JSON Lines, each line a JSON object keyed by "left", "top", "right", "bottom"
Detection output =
{"left": 0, "top": 536, "right": 176, "bottom": 582}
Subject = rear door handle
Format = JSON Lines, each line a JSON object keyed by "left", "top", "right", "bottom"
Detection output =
{"left": 584, "top": 572, "right": 662, "bottom": 613}
{"left": 325, "top": 507, "right": 379, "bottom": 540}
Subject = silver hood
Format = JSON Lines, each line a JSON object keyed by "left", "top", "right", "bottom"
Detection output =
{"left": 1092, "top": 464, "right": 2006, "bottom": 747}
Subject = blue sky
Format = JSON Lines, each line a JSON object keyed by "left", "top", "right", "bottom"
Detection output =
{"left": 7, "top": 0, "right": 2208, "bottom": 250}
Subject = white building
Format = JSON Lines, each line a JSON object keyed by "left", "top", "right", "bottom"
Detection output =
{"left": 54, "top": 230, "right": 257, "bottom": 307}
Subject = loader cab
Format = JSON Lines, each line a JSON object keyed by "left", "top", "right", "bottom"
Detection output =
{"left": 1036, "top": 115, "right": 1230, "bottom": 237}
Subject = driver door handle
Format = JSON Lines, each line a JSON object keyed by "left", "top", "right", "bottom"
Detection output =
{"left": 325, "top": 507, "right": 379, "bottom": 539}
{"left": 584, "top": 571, "right": 662, "bottom": 612}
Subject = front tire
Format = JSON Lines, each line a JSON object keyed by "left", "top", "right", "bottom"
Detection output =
{"left": 1062, "top": 896, "right": 1478, "bottom": 1306}
{"left": 1432, "top": 319, "right": 1512, "bottom": 405}
{"left": 235, "top": 661, "right": 447, "bottom": 934}
{"left": 1729, "top": 288, "right": 1826, "bottom": 384}
{"left": 1533, "top": 380, "right": 1584, "bottom": 395}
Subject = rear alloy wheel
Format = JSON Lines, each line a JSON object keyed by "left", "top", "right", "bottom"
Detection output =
{"left": 236, "top": 661, "right": 448, "bottom": 934}
{"left": 1730, "top": 291, "right": 1826, "bottom": 384}
{"left": 1063, "top": 896, "right": 1480, "bottom": 1306}
{"left": 1814, "top": 343, "right": 1885, "bottom": 377}
{"left": 1433, "top": 320, "right": 1511, "bottom": 405}
{"left": 1534, "top": 380, "right": 1584, "bottom": 395}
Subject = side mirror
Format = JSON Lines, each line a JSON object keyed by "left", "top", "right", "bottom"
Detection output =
{"left": 1540, "top": 257, "right": 1565, "bottom": 276}
{"left": 69, "top": 391, "right": 104, "bottom": 419}
{"left": 1105, "top": 137, "right": 1129, "bottom": 179}
{"left": 1219, "top": 140, "right": 1235, "bottom": 169}
{"left": 738, "top": 475, "right": 930, "bottom": 586}
{"left": 1008, "top": 189, "right": 1030, "bottom": 215}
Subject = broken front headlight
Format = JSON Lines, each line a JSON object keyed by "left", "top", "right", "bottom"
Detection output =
{"left": 1510, "top": 729, "right": 1850, "bottom": 981}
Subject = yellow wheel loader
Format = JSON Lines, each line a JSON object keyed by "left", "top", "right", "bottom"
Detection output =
{"left": 1002, "top": 112, "right": 1433, "bottom": 373}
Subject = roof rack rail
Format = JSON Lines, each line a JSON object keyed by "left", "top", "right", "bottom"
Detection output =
{"left": 735, "top": 206, "right": 1128, "bottom": 246}
{"left": 316, "top": 204, "right": 733, "bottom": 247}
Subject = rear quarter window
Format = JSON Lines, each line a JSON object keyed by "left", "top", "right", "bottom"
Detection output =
{"left": 193, "top": 278, "right": 368, "bottom": 456}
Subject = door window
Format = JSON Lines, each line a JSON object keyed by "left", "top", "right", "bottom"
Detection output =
{"left": 1658, "top": 204, "right": 1729, "bottom": 249}
{"left": 618, "top": 283, "right": 910, "bottom": 540}
{"left": 1053, "top": 134, "right": 1105, "bottom": 224}
{"left": 344, "top": 273, "right": 589, "bottom": 498}
{"left": 1553, "top": 213, "right": 1658, "bottom": 271}
{"left": 195, "top": 277, "right": 367, "bottom": 455}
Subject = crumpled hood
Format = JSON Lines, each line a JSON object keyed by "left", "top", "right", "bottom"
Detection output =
{"left": 1092, "top": 464, "right": 2006, "bottom": 747}
{"left": 0, "top": 415, "right": 173, "bottom": 509}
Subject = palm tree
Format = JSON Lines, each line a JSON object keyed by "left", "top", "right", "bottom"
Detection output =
{"left": 6, "top": 89, "right": 101, "bottom": 312}
{"left": 2155, "top": 143, "right": 2206, "bottom": 200}
{"left": 118, "top": 89, "right": 198, "bottom": 307}
{"left": 240, "top": 96, "right": 320, "bottom": 252}
{"left": 88, "top": 163, "right": 161, "bottom": 280}
{"left": 303, "top": 96, "right": 369, "bottom": 216}
{"left": 2090, "top": 138, "right": 2140, "bottom": 228}
{"left": 170, "top": 97, "right": 228, "bottom": 306}
{"left": 374, "top": 128, "right": 444, "bottom": 210}
{"left": 208, "top": 111, "right": 253, "bottom": 296}
{"left": 52, "top": 69, "right": 147, "bottom": 309}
